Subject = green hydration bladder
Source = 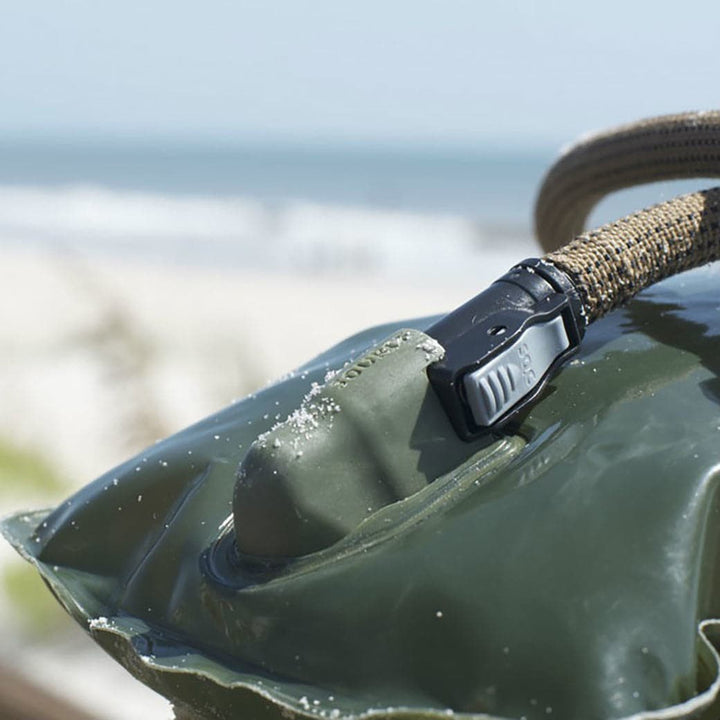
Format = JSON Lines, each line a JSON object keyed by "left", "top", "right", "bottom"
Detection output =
{"left": 7, "top": 111, "right": 720, "bottom": 720}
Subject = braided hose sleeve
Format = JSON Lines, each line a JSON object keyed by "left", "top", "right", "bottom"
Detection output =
{"left": 545, "top": 187, "right": 720, "bottom": 322}
{"left": 535, "top": 111, "right": 720, "bottom": 253}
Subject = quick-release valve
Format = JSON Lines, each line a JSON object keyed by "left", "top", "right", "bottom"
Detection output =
{"left": 426, "top": 259, "right": 586, "bottom": 440}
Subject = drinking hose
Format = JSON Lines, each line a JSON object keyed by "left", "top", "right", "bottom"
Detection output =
{"left": 536, "top": 110, "right": 720, "bottom": 321}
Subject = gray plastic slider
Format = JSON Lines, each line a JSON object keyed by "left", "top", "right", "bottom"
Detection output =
{"left": 462, "top": 316, "right": 570, "bottom": 427}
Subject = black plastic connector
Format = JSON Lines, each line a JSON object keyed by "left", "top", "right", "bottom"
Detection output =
{"left": 426, "top": 258, "right": 586, "bottom": 441}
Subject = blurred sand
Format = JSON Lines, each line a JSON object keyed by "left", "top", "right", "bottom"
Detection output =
{"left": 0, "top": 244, "right": 525, "bottom": 487}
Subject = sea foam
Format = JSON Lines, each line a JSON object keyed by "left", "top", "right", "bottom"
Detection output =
{"left": 0, "top": 184, "right": 534, "bottom": 282}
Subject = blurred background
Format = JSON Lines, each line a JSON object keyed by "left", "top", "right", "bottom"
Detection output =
{"left": 1, "top": 1, "right": 720, "bottom": 717}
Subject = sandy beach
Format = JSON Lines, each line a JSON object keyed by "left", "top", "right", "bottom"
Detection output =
{"left": 0, "top": 243, "right": 531, "bottom": 484}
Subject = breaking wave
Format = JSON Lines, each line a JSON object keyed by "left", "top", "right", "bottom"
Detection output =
{"left": 0, "top": 184, "right": 534, "bottom": 282}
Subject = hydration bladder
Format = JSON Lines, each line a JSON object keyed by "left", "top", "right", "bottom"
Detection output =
{"left": 6, "top": 111, "right": 720, "bottom": 720}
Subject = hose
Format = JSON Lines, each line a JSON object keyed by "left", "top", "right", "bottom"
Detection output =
{"left": 535, "top": 111, "right": 720, "bottom": 322}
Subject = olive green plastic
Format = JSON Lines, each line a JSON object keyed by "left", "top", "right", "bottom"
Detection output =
{"left": 6, "top": 267, "right": 720, "bottom": 720}
{"left": 234, "top": 329, "right": 496, "bottom": 558}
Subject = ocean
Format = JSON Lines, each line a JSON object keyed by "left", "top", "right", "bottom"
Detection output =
{"left": 0, "top": 139, "right": 713, "bottom": 283}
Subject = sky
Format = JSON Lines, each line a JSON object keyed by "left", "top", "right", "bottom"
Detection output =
{"left": 2, "top": 0, "right": 720, "bottom": 149}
